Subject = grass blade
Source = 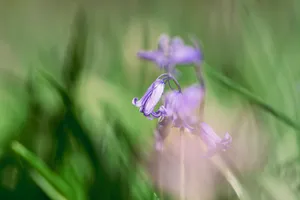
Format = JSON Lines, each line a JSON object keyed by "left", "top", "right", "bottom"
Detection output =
{"left": 37, "top": 69, "right": 112, "bottom": 199}
{"left": 11, "top": 141, "right": 74, "bottom": 200}
{"left": 205, "top": 63, "right": 300, "bottom": 131}
{"left": 62, "top": 7, "right": 88, "bottom": 93}
{"left": 30, "top": 171, "right": 67, "bottom": 200}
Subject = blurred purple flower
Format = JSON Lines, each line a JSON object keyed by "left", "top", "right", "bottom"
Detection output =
{"left": 137, "top": 34, "right": 202, "bottom": 72}
{"left": 169, "top": 36, "right": 202, "bottom": 65}
{"left": 199, "top": 122, "right": 232, "bottom": 157}
{"left": 163, "top": 84, "right": 205, "bottom": 131}
{"left": 137, "top": 34, "right": 170, "bottom": 69}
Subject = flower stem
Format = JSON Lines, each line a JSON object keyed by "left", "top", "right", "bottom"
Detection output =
{"left": 179, "top": 128, "right": 186, "bottom": 200}
{"left": 211, "top": 156, "right": 251, "bottom": 200}
{"left": 166, "top": 73, "right": 182, "bottom": 92}
{"left": 194, "top": 63, "right": 206, "bottom": 122}
{"left": 194, "top": 64, "right": 205, "bottom": 90}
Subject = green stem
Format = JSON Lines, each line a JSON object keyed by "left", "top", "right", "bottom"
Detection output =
{"left": 194, "top": 64, "right": 205, "bottom": 89}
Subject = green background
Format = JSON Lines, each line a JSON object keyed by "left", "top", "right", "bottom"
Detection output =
{"left": 0, "top": 0, "right": 300, "bottom": 199}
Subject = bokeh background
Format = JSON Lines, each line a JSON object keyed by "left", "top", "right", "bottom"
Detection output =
{"left": 0, "top": 0, "right": 300, "bottom": 199}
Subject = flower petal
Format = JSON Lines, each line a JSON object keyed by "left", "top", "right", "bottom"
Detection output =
{"left": 171, "top": 36, "right": 185, "bottom": 49}
{"left": 137, "top": 50, "right": 169, "bottom": 69}
{"left": 158, "top": 34, "right": 170, "bottom": 52}
{"left": 199, "top": 123, "right": 232, "bottom": 157}
{"left": 163, "top": 84, "right": 204, "bottom": 130}
{"left": 143, "top": 80, "right": 165, "bottom": 115}
{"left": 200, "top": 122, "right": 222, "bottom": 143}
{"left": 151, "top": 106, "right": 166, "bottom": 118}
{"left": 132, "top": 97, "right": 141, "bottom": 107}
{"left": 171, "top": 46, "right": 202, "bottom": 65}
{"left": 132, "top": 76, "right": 167, "bottom": 119}
{"left": 137, "top": 50, "right": 162, "bottom": 61}
{"left": 137, "top": 34, "right": 204, "bottom": 72}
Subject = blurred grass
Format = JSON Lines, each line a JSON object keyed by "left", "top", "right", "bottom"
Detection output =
{"left": 0, "top": 0, "right": 300, "bottom": 200}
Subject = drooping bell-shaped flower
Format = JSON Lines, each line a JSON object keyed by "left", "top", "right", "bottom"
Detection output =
{"left": 132, "top": 77, "right": 166, "bottom": 120}
{"left": 163, "top": 84, "right": 205, "bottom": 131}
{"left": 199, "top": 122, "right": 232, "bottom": 157}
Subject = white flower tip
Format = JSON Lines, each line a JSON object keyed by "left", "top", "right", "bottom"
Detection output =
{"left": 132, "top": 97, "right": 138, "bottom": 106}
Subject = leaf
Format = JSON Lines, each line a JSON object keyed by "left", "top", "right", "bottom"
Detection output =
{"left": 204, "top": 62, "right": 300, "bottom": 132}
{"left": 30, "top": 171, "right": 67, "bottom": 200}
{"left": 259, "top": 174, "right": 299, "bottom": 200}
{"left": 11, "top": 141, "right": 74, "bottom": 200}
{"left": 62, "top": 7, "right": 88, "bottom": 93}
{"left": 37, "top": 69, "right": 113, "bottom": 199}
{"left": 59, "top": 150, "right": 89, "bottom": 200}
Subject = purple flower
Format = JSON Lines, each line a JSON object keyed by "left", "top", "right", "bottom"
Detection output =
{"left": 199, "top": 122, "right": 232, "bottom": 157}
{"left": 137, "top": 34, "right": 202, "bottom": 72}
{"left": 132, "top": 77, "right": 166, "bottom": 120}
{"left": 163, "top": 84, "right": 205, "bottom": 130}
{"left": 137, "top": 34, "right": 170, "bottom": 69}
{"left": 169, "top": 36, "right": 202, "bottom": 65}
